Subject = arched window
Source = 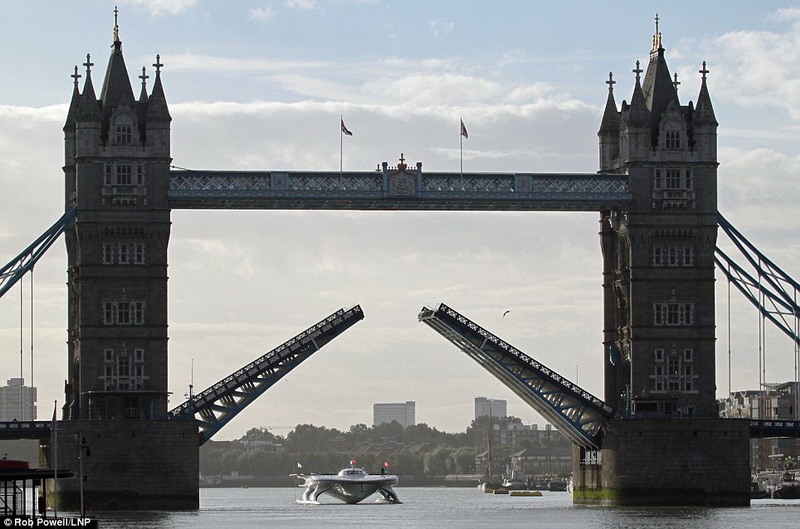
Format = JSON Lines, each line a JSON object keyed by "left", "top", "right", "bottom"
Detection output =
{"left": 115, "top": 124, "right": 132, "bottom": 145}
{"left": 665, "top": 130, "right": 680, "bottom": 149}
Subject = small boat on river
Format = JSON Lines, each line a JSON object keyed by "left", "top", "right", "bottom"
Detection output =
{"left": 295, "top": 461, "right": 401, "bottom": 504}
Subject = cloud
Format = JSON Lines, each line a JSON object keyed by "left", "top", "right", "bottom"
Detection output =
{"left": 122, "top": 0, "right": 198, "bottom": 16}
{"left": 250, "top": 6, "right": 276, "bottom": 22}
{"left": 285, "top": 0, "right": 319, "bottom": 9}
{"left": 428, "top": 20, "right": 455, "bottom": 38}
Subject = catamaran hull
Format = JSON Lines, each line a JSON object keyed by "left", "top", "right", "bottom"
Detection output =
{"left": 300, "top": 474, "right": 400, "bottom": 504}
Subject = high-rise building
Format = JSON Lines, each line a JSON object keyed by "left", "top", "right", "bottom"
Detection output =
{"left": 474, "top": 396, "right": 507, "bottom": 420}
{"left": 373, "top": 401, "right": 415, "bottom": 427}
{"left": 0, "top": 378, "right": 37, "bottom": 421}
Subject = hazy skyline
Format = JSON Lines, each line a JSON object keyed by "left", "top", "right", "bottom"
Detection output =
{"left": 1, "top": 1, "right": 799, "bottom": 439}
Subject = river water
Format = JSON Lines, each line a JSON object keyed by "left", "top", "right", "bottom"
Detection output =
{"left": 80, "top": 487, "right": 800, "bottom": 528}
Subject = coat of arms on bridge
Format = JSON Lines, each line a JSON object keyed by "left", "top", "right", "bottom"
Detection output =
{"left": 387, "top": 153, "right": 417, "bottom": 197}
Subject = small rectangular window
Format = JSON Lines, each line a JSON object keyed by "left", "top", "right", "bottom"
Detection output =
{"left": 103, "top": 243, "right": 114, "bottom": 264}
{"left": 683, "top": 246, "right": 694, "bottom": 266}
{"left": 116, "top": 165, "right": 132, "bottom": 185}
{"left": 134, "top": 243, "right": 146, "bottom": 264}
{"left": 666, "top": 170, "right": 681, "bottom": 189}
{"left": 115, "top": 125, "right": 132, "bottom": 145}
{"left": 119, "top": 244, "right": 129, "bottom": 264}
{"left": 118, "top": 356, "right": 130, "bottom": 377}
{"left": 653, "top": 170, "right": 663, "bottom": 190}
{"left": 682, "top": 304, "right": 694, "bottom": 325}
{"left": 655, "top": 349, "right": 664, "bottom": 362}
{"left": 117, "top": 302, "right": 131, "bottom": 324}
{"left": 654, "top": 303, "right": 665, "bottom": 325}
{"left": 134, "top": 349, "right": 145, "bottom": 362}
{"left": 653, "top": 246, "right": 663, "bottom": 266}
{"left": 666, "top": 304, "right": 680, "bottom": 325}
{"left": 103, "top": 302, "right": 115, "bottom": 324}
{"left": 104, "top": 349, "right": 114, "bottom": 362}
{"left": 683, "top": 349, "right": 693, "bottom": 362}
{"left": 668, "top": 247, "right": 678, "bottom": 266}
{"left": 133, "top": 302, "right": 145, "bottom": 325}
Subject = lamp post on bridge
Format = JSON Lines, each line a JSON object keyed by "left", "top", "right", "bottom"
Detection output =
{"left": 77, "top": 435, "right": 90, "bottom": 517}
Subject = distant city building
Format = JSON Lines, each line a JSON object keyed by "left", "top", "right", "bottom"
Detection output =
{"left": 373, "top": 401, "right": 415, "bottom": 427}
{"left": 0, "top": 378, "right": 37, "bottom": 421}
{"left": 474, "top": 397, "right": 507, "bottom": 420}
{"left": 719, "top": 382, "right": 800, "bottom": 471}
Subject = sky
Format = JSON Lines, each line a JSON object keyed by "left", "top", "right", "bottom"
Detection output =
{"left": 1, "top": 1, "right": 799, "bottom": 440}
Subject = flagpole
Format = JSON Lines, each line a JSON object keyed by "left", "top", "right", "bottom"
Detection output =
{"left": 340, "top": 114, "right": 343, "bottom": 178}
{"left": 460, "top": 115, "right": 463, "bottom": 180}
{"left": 53, "top": 400, "right": 58, "bottom": 518}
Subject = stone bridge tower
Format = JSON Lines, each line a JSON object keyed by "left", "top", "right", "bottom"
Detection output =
{"left": 59, "top": 14, "right": 197, "bottom": 510}
{"left": 575, "top": 22, "right": 750, "bottom": 506}
{"left": 63, "top": 16, "right": 172, "bottom": 421}
{"left": 598, "top": 23, "right": 718, "bottom": 418}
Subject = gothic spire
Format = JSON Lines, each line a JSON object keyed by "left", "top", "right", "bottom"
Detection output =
{"left": 599, "top": 72, "right": 620, "bottom": 135}
{"left": 100, "top": 7, "right": 135, "bottom": 140}
{"left": 694, "top": 61, "right": 718, "bottom": 126}
{"left": 627, "top": 61, "right": 649, "bottom": 125}
{"left": 64, "top": 66, "right": 82, "bottom": 131}
{"left": 76, "top": 54, "right": 101, "bottom": 122}
{"left": 145, "top": 55, "right": 171, "bottom": 122}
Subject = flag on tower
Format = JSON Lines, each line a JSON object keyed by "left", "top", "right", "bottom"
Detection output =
{"left": 341, "top": 118, "right": 353, "bottom": 136}
{"left": 460, "top": 119, "right": 468, "bottom": 139}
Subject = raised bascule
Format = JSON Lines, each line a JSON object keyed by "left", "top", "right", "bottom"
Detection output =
{"left": 1, "top": 13, "right": 799, "bottom": 509}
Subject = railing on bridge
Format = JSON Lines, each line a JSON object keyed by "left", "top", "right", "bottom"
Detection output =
{"left": 0, "top": 421, "right": 51, "bottom": 440}
{"left": 749, "top": 419, "right": 800, "bottom": 438}
{"left": 418, "top": 303, "right": 615, "bottom": 448}
{"left": 168, "top": 305, "right": 365, "bottom": 445}
{"left": 168, "top": 169, "right": 631, "bottom": 211}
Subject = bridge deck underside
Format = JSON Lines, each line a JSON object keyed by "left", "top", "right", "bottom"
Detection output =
{"left": 168, "top": 170, "right": 631, "bottom": 211}
{"left": 168, "top": 306, "right": 364, "bottom": 445}
{"left": 418, "top": 303, "right": 614, "bottom": 448}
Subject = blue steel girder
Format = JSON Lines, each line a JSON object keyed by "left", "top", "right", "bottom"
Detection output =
{"left": 168, "top": 170, "right": 631, "bottom": 211}
{"left": 418, "top": 303, "right": 614, "bottom": 448}
{"left": 716, "top": 213, "right": 800, "bottom": 346}
{"left": 0, "top": 208, "right": 76, "bottom": 299}
{"left": 168, "top": 305, "right": 364, "bottom": 445}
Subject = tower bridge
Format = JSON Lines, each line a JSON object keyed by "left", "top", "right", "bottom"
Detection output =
{"left": 1, "top": 15, "right": 799, "bottom": 509}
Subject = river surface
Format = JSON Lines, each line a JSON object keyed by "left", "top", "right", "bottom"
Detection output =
{"left": 77, "top": 487, "right": 800, "bottom": 528}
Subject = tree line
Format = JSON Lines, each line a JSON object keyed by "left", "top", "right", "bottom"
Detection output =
{"left": 200, "top": 416, "right": 526, "bottom": 477}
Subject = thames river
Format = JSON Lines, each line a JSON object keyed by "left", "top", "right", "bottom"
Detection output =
{"left": 67, "top": 487, "right": 800, "bottom": 529}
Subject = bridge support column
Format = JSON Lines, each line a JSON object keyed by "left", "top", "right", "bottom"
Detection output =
{"left": 45, "top": 420, "right": 198, "bottom": 510}
{"left": 572, "top": 418, "right": 750, "bottom": 506}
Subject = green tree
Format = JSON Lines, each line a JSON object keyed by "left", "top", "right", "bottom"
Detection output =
{"left": 424, "top": 446, "right": 454, "bottom": 475}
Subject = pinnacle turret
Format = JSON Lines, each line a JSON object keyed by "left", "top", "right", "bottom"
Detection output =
{"left": 694, "top": 61, "right": 718, "bottom": 126}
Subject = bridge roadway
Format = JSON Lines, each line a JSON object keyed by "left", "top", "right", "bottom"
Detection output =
{"left": 167, "top": 168, "right": 632, "bottom": 211}
{"left": 2, "top": 419, "right": 799, "bottom": 441}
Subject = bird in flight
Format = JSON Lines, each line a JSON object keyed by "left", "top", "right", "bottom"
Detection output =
{"left": 503, "top": 310, "right": 511, "bottom": 318}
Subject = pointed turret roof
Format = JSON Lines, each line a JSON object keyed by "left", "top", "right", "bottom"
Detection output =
{"left": 100, "top": 34, "right": 135, "bottom": 137}
{"left": 64, "top": 66, "right": 82, "bottom": 131}
{"left": 145, "top": 55, "right": 171, "bottom": 122}
{"left": 640, "top": 18, "right": 679, "bottom": 139}
{"left": 694, "top": 61, "right": 718, "bottom": 126}
{"left": 598, "top": 72, "right": 620, "bottom": 135}
{"left": 626, "top": 61, "right": 649, "bottom": 125}
{"left": 76, "top": 54, "right": 101, "bottom": 122}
